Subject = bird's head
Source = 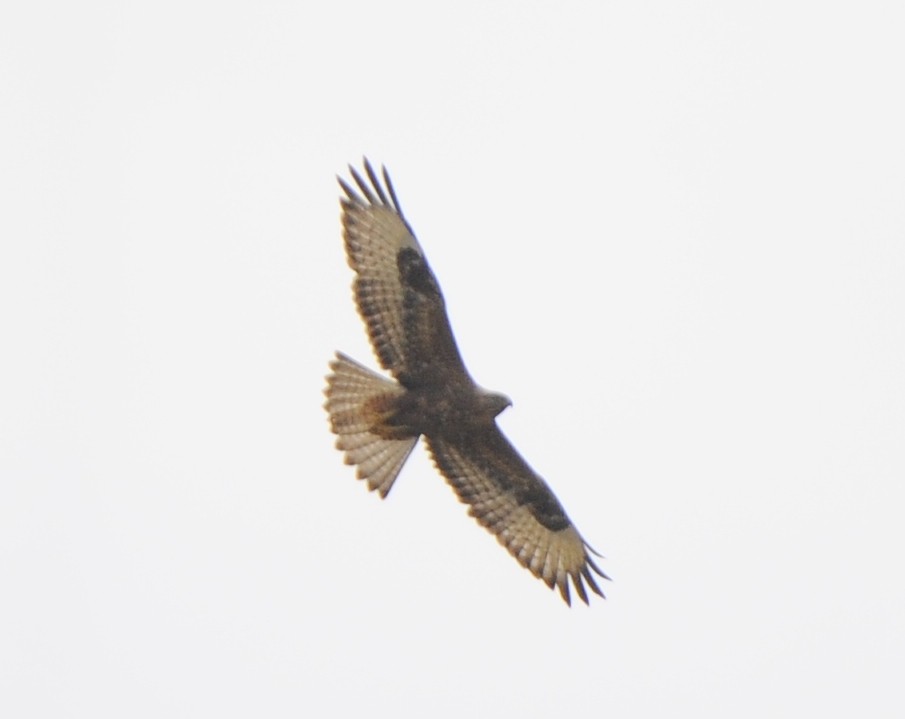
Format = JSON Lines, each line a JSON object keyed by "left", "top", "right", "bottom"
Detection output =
{"left": 478, "top": 389, "right": 512, "bottom": 418}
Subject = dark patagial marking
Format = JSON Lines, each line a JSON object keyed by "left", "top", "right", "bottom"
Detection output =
{"left": 397, "top": 248, "right": 440, "bottom": 297}
{"left": 523, "top": 492, "right": 570, "bottom": 532}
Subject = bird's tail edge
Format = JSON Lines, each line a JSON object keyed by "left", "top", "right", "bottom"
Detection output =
{"left": 324, "top": 352, "right": 418, "bottom": 498}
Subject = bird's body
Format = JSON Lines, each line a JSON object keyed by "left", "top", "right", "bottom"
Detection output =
{"left": 324, "top": 160, "right": 608, "bottom": 605}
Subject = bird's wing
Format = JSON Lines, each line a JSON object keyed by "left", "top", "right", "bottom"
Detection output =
{"left": 339, "top": 160, "right": 469, "bottom": 387}
{"left": 426, "top": 429, "right": 608, "bottom": 605}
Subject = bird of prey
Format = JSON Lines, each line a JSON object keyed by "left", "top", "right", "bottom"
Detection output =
{"left": 324, "top": 160, "right": 608, "bottom": 605}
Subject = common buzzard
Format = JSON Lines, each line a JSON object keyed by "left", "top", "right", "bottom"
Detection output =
{"left": 324, "top": 160, "right": 608, "bottom": 605}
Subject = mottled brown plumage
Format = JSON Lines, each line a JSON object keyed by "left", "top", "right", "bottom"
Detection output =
{"left": 324, "top": 160, "right": 608, "bottom": 605}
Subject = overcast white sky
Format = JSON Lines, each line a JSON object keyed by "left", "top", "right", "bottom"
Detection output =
{"left": 2, "top": 2, "right": 904, "bottom": 717}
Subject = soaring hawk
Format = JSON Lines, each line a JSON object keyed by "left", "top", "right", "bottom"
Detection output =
{"left": 324, "top": 160, "right": 608, "bottom": 605}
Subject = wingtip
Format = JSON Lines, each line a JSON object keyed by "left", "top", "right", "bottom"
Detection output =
{"left": 582, "top": 566, "right": 607, "bottom": 600}
{"left": 558, "top": 580, "right": 572, "bottom": 606}
{"left": 586, "top": 553, "right": 611, "bottom": 583}
{"left": 337, "top": 158, "right": 407, "bottom": 222}
{"left": 573, "top": 571, "right": 590, "bottom": 605}
{"left": 337, "top": 176, "right": 358, "bottom": 203}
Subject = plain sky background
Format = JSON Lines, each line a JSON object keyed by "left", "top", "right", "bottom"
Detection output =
{"left": 2, "top": 2, "right": 904, "bottom": 717}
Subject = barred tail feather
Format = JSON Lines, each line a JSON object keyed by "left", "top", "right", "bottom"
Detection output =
{"left": 324, "top": 352, "right": 418, "bottom": 497}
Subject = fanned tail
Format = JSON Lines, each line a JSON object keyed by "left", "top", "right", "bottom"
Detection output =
{"left": 324, "top": 352, "right": 418, "bottom": 497}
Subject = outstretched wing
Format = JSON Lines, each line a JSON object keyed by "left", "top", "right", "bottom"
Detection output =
{"left": 426, "top": 430, "right": 608, "bottom": 605}
{"left": 338, "top": 160, "right": 469, "bottom": 388}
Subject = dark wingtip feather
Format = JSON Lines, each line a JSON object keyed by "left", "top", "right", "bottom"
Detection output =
{"left": 558, "top": 579, "right": 572, "bottom": 606}
{"left": 382, "top": 164, "right": 405, "bottom": 217}
{"left": 586, "top": 554, "right": 611, "bottom": 582}
{"left": 348, "top": 163, "right": 378, "bottom": 205}
{"left": 364, "top": 159, "right": 390, "bottom": 206}
{"left": 572, "top": 572, "right": 590, "bottom": 605}
{"left": 339, "top": 159, "right": 413, "bottom": 235}
{"left": 337, "top": 176, "right": 360, "bottom": 203}
{"left": 582, "top": 566, "right": 606, "bottom": 599}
